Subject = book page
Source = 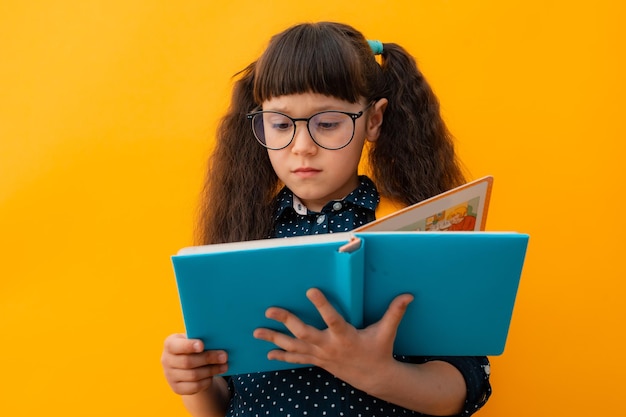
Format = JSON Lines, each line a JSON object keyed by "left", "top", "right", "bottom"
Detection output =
{"left": 177, "top": 231, "right": 353, "bottom": 256}
{"left": 356, "top": 176, "right": 493, "bottom": 232}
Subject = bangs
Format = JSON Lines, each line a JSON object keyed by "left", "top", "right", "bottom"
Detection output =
{"left": 253, "top": 23, "right": 368, "bottom": 104}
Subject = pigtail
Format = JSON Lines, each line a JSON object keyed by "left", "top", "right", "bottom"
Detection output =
{"left": 370, "top": 43, "right": 466, "bottom": 205}
{"left": 196, "top": 63, "right": 279, "bottom": 244}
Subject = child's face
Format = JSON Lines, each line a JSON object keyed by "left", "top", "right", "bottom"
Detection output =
{"left": 262, "top": 93, "right": 383, "bottom": 212}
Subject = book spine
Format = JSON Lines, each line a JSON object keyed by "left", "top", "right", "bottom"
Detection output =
{"left": 334, "top": 244, "right": 365, "bottom": 328}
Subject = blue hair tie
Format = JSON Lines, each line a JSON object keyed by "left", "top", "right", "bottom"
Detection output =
{"left": 367, "top": 39, "right": 384, "bottom": 55}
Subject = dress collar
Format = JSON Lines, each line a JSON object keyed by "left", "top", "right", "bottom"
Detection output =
{"left": 273, "top": 176, "right": 379, "bottom": 220}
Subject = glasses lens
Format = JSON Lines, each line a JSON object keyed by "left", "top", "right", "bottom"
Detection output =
{"left": 309, "top": 112, "right": 354, "bottom": 149}
{"left": 252, "top": 112, "right": 294, "bottom": 149}
{"left": 251, "top": 111, "right": 357, "bottom": 150}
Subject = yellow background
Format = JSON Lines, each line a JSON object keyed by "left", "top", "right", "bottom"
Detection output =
{"left": 1, "top": 1, "right": 624, "bottom": 415}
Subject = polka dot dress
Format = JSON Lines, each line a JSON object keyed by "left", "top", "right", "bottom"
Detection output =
{"left": 271, "top": 176, "right": 378, "bottom": 237}
{"left": 225, "top": 176, "right": 491, "bottom": 416}
{"left": 228, "top": 366, "right": 417, "bottom": 416}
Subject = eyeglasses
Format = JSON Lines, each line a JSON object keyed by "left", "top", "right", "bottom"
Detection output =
{"left": 246, "top": 103, "right": 373, "bottom": 150}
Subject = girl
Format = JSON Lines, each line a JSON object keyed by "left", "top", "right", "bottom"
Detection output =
{"left": 162, "top": 22, "right": 491, "bottom": 417}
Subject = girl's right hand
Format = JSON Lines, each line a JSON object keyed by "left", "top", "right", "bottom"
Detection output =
{"left": 161, "top": 333, "right": 229, "bottom": 395}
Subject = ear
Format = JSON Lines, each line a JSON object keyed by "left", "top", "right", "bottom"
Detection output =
{"left": 365, "top": 98, "right": 388, "bottom": 143}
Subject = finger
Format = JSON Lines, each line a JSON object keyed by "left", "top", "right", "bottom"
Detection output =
{"left": 167, "top": 349, "right": 228, "bottom": 370}
{"left": 168, "top": 363, "right": 228, "bottom": 384}
{"left": 170, "top": 377, "right": 215, "bottom": 396}
{"left": 164, "top": 333, "right": 204, "bottom": 354}
{"left": 377, "top": 294, "right": 414, "bottom": 335}
{"left": 253, "top": 327, "right": 310, "bottom": 353}
{"left": 252, "top": 327, "right": 283, "bottom": 344}
{"left": 264, "top": 306, "right": 320, "bottom": 342}
{"left": 265, "top": 348, "right": 317, "bottom": 366}
{"left": 262, "top": 306, "right": 327, "bottom": 346}
{"left": 254, "top": 328, "right": 315, "bottom": 364}
{"left": 306, "top": 288, "right": 348, "bottom": 331}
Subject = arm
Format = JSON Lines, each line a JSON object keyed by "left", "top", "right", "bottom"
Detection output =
{"left": 161, "top": 334, "right": 232, "bottom": 417}
{"left": 181, "top": 381, "right": 231, "bottom": 417}
{"left": 253, "top": 289, "right": 476, "bottom": 416}
{"left": 357, "top": 358, "right": 466, "bottom": 415}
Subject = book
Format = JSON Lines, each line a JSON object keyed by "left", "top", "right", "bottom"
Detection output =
{"left": 171, "top": 176, "right": 528, "bottom": 376}
{"left": 359, "top": 176, "right": 493, "bottom": 232}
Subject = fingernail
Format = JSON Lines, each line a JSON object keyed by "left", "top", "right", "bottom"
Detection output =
{"left": 193, "top": 342, "right": 202, "bottom": 352}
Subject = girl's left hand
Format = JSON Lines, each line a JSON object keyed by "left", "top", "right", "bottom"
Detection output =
{"left": 252, "top": 287, "right": 414, "bottom": 392}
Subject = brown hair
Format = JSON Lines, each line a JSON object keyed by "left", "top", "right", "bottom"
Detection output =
{"left": 197, "top": 22, "right": 465, "bottom": 244}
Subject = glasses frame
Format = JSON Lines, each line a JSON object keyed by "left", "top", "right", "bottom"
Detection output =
{"left": 246, "top": 102, "right": 374, "bottom": 151}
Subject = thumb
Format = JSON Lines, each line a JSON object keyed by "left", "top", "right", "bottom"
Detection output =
{"left": 164, "top": 333, "right": 204, "bottom": 354}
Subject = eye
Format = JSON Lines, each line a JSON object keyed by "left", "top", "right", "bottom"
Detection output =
{"left": 265, "top": 113, "right": 293, "bottom": 131}
{"left": 312, "top": 112, "right": 345, "bottom": 130}
{"left": 271, "top": 122, "right": 292, "bottom": 131}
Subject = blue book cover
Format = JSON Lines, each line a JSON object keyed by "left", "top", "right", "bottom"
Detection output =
{"left": 172, "top": 231, "right": 528, "bottom": 376}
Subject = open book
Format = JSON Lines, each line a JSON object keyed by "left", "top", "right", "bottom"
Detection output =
{"left": 172, "top": 176, "right": 528, "bottom": 376}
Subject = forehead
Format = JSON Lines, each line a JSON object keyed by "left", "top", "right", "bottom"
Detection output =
{"left": 262, "top": 93, "right": 362, "bottom": 114}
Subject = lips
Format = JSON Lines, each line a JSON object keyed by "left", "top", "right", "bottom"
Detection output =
{"left": 293, "top": 167, "right": 321, "bottom": 177}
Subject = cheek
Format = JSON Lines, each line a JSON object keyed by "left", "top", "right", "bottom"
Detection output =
{"left": 342, "top": 138, "right": 367, "bottom": 163}
{"left": 355, "top": 122, "right": 372, "bottom": 143}
{"left": 325, "top": 147, "right": 365, "bottom": 176}
{"left": 267, "top": 150, "right": 288, "bottom": 175}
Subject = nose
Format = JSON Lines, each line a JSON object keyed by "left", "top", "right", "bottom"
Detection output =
{"left": 290, "top": 121, "right": 318, "bottom": 155}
